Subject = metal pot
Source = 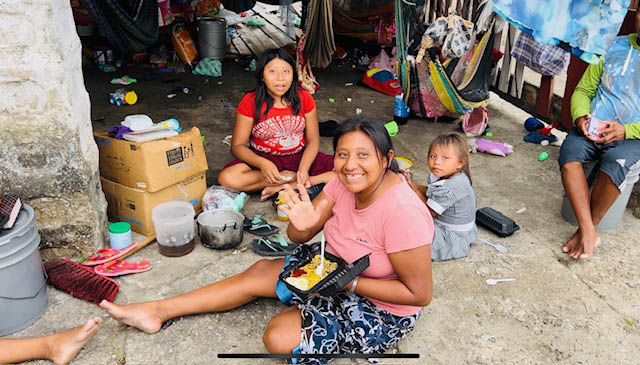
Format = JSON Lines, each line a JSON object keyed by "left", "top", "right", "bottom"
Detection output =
{"left": 197, "top": 210, "right": 244, "bottom": 250}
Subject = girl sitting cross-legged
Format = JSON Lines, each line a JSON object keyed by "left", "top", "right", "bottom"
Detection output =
{"left": 218, "top": 48, "right": 334, "bottom": 200}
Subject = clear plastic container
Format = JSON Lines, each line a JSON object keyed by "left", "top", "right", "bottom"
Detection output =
{"left": 151, "top": 201, "right": 195, "bottom": 257}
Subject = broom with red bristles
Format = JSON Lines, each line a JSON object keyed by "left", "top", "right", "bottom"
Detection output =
{"left": 44, "top": 236, "right": 155, "bottom": 304}
{"left": 44, "top": 259, "right": 119, "bottom": 304}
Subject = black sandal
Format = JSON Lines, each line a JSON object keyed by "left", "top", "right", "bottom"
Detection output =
{"left": 251, "top": 235, "right": 298, "bottom": 256}
{"left": 243, "top": 215, "right": 279, "bottom": 237}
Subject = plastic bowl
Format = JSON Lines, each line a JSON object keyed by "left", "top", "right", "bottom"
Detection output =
{"left": 151, "top": 201, "right": 195, "bottom": 256}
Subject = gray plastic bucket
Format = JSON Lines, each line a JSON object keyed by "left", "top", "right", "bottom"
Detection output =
{"left": 0, "top": 203, "right": 48, "bottom": 336}
{"left": 198, "top": 17, "right": 227, "bottom": 60}
{"left": 561, "top": 161, "right": 640, "bottom": 232}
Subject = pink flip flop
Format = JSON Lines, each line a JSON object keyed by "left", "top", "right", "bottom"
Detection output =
{"left": 81, "top": 242, "right": 139, "bottom": 266}
{"left": 94, "top": 259, "right": 152, "bottom": 277}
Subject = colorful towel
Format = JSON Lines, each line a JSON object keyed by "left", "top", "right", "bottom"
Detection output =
{"left": 491, "top": 0, "right": 631, "bottom": 64}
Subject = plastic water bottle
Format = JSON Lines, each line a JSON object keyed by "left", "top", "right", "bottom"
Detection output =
{"left": 393, "top": 94, "right": 410, "bottom": 125}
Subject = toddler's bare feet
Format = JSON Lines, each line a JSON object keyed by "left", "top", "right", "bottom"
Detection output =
{"left": 100, "top": 300, "right": 164, "bottom": 334}
{"left": 48, "top": 317, "right": 101, "bottom": 364}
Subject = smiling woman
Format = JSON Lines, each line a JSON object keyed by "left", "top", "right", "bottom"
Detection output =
{"left": 276, "top": 117, "right": 434, "bottom": 362}
{"left": 99, "top": 118, "right": 434, "bottom": 364}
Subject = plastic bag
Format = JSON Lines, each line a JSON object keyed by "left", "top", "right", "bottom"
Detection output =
{"left": 368, "top": 48, "right": 395, "bottom": 73}
{"left": 218, "top": 8, "right": 244, "bottom": 26}
{"left": 171, "top": 24, "right": 197, "bottom": 66}
{"left": 202, "top": 185, "right": 248, "bottom": 211}
{"left": 462, "top": 107, "right": 488, "bottom": 137}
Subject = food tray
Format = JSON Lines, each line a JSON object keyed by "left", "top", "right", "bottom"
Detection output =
{"left": 279, "top": 242, "right": 370, "bottom": 297}
{"left": 476, "top": 207, "right": 519, "bottom": 237}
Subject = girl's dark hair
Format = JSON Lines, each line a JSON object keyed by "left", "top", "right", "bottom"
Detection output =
{"left": 429, "top": 133, "right": 472, "bottom": 184}
{"left": 332, "top": 117, "right": 400, "bottom": 173}
{"left": 253, "top": 48, "right": 300, "bottom": 123}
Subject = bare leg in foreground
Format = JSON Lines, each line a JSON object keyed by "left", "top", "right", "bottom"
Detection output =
{"left": 100, "top": 259, "right": 285, "bottom": 333}
{"left": 0, "top": 317, "right": 101, "bottom": 365}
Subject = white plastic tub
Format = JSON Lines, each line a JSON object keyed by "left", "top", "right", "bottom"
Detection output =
{"left": 151, "top": 201, "right": 195, "bottom": 256}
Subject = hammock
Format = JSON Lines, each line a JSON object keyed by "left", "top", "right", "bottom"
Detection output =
{"left": 427, "top": 22, "right": 495, "bottom": 116}
{"left": 79, "top": 0, "right": 159, "bottom": 54}
{"left": 303, "top": 0, "right": 336, "bottom": 68}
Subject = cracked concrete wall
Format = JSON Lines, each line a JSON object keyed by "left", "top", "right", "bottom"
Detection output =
{"left": 0, "top": 0, "right": 107, "bottom": 258}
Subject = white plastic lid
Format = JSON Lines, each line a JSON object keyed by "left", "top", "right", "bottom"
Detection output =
{"left": 122, "top": 114, "right": 153, "bottom": 131}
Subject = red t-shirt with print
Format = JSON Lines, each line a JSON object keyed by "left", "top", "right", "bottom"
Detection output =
{"left": 236, "top": 90, "right": 316, "bottom": 156}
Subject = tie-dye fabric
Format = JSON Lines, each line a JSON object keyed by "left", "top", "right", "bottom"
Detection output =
{"left": 591, "top": 36, "right": 640, "bottom": 126}
{"left": 491, "top": 0, "right": 631, "bottom": 64}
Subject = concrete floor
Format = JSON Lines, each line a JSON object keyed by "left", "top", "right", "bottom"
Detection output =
{"left": 11, "top": 60, "right": 640, "bottom": 364}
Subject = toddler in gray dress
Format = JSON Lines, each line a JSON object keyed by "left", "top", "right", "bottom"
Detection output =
{"left": 406, "top": 133, "right": 477, "bottom": 261}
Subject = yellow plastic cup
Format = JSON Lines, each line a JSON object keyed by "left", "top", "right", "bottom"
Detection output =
{"left": 124, "top": 91, "right": 138, "bottom": 105}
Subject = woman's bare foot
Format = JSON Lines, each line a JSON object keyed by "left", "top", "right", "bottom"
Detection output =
{"left": 47, "top": 317, "right": 101, "bottom": 364}
{"left": 100, "top": 300, "right": 164, "bottom": 334}
{"left": 261, "top": 185, "right": 286, "bottom": 201}
{"left": 260, "top": 171, "right": 297, "bottom": 200}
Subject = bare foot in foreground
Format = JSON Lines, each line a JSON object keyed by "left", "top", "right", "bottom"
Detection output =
{"left": 100, "top": 300, "right": 164, "bottom": 334}
{"left": 48, "top": 317, "right": 101, "bottom": 365}
{"left": 564, "top": 229, "right": 600, "bottom": 259}
{"left": 562, "top": 230, "right": 580, "bottom": 254}
{"left": 261, "top": 185, "right": 286, "bottom": 201}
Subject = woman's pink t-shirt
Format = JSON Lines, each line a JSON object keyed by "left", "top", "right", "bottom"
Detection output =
{"left": 322, "top": 175, "right": 434, "bottom": 316}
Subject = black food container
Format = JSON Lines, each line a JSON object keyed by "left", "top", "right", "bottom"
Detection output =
{"left": 279, "top": 242, "right": 370, "bottom": 297}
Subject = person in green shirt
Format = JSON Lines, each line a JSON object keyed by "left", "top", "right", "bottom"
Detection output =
{"left": 559, "top": 10, "right": 640, "bottom": 260}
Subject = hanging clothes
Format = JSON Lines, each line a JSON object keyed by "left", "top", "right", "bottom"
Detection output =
{"left": 491, "top": 0, "right": 631, "bottom": 64}
{"left": 510, "top": 32, "right": 570, "bottom": 76}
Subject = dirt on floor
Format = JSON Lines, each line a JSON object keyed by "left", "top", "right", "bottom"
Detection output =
{"left": 12, "top": 59, "right": 640, "bottom": 364}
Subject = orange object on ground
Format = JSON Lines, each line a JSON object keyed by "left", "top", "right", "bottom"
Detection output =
{"left": 171, "top": 24, "right": 197, "bottom": 66}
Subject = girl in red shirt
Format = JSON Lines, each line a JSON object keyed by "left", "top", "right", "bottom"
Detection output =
{"left": 218, "top": 49, "right": 334, "bottom": 200}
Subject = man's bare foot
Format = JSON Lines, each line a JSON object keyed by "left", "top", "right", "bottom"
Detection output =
{"left": 562, "top": 230, "right": 580, "bottom": 253}
{"left": 48, "top": 317, "right": 101, "bottom": 365}
{"left": 568, "top": 229, "right": 600, "bottom": 259}
{"left": 100, "top": 300, "right": 164, "bottom": 334}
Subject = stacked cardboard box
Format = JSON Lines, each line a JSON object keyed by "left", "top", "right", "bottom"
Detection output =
{"left": 94, "top": 127, "right": 208, "bottom": 236}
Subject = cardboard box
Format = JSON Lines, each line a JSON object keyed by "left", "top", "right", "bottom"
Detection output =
{"left": 100, "top": 173, "right": 207, "bottom": 236}
{"left": 94, "top": 127, "right": 208, "bottom": 192}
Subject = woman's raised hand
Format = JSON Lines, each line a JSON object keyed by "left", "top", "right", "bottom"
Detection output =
{"left": 279, "top": 183, "right": 327, "bottom": 231}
